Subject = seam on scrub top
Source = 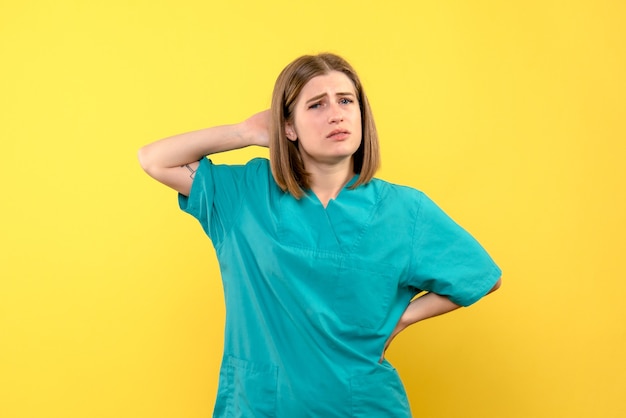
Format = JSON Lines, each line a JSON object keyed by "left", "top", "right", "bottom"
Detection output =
{"left": 406, "top": 191, "right": 426, "bottom": 288}
{"left": 337, "top": 179, "right": 385, "bottom": 256}
{"left": 212, "top": 159, "right": 260, "bottom": 253}
{"left": 322, "top": 209, "right": 343, "bottom": 251}
{"left": 277, "top": 243, "right": 346, "bottom": 260}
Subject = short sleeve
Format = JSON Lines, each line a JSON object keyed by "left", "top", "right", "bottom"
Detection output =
{"left": 178, "top": 158, "right": 248, "bottom": 246}
{"left": 408, "top": 193, "right": 502, "bottom": 307}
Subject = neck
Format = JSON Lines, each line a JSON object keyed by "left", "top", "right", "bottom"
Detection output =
{"left": 307, "top": 159, "right": 355, "bottom": 207}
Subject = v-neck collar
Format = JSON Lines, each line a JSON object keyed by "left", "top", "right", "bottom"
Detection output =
{"left": 304, "top": 173, "right": 360, "bottom": 209}
{"left": 278, "top": 176, "right": 381, "bottom": 255}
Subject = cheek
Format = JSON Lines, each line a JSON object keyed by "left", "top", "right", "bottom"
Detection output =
{"left": 295, "top": 117, "right": 319, "bottom": 135}
{"left": 354, "top": 113, "right": 363, "bottom": 132}
{"left": 355, "top": 117, "right": 363, "bottom": 141}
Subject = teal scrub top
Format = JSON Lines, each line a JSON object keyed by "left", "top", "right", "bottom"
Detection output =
{"left": 179, "top": 158, "right": 501, "bottom": 418}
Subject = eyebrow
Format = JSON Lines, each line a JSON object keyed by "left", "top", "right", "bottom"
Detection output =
{"left": 304, "top": 92, "right": 355, "bottom": 105}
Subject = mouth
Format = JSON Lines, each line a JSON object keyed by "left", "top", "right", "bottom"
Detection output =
{"left": 326, "top": 129, "right": 351, "bottom": 140}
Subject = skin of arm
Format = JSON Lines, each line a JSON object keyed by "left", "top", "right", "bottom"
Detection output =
{"left": 138, "top": 110, "right": 270, "bottom": 196}
{"left": 380, "top": 277, "right": 501, "bottom": 362}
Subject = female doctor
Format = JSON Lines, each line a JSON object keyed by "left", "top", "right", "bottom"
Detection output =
{"left": 138, "top": 53, "right": 501, "bottom": 417}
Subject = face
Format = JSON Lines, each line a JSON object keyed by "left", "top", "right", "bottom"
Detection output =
{"left": 285, "top": 71, "right": 362, "bottom": 169}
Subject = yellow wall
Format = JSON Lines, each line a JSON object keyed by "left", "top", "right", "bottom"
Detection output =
{"left": 1, "top": 1, "right": 624, "bottom": 417}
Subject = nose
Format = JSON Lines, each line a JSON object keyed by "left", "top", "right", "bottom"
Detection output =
{"left": 328, "top": 105, "right": 344, "bottom": 124}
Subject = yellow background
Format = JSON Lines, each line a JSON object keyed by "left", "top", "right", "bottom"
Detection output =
{"left": 1, "top": 1, "right": 624, "bottom": 417}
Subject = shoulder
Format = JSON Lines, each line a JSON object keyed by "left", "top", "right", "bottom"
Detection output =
{"left": 242, "top": 157, "right": 272, "bottom": 181}
{"left": 200, "top": 157, "right": 271, "bottom": 182}
{"left": 245, "top": 157, "right": 270, "bottom": 170}
{"left": 368, "top": 177, "right": 427, "bottom": 206}
{"left": 189, "top": 158, "right": 275, "bottom": 202}
{"left": 352, "top": 178, "right": 429, "bottom": 225}
{"left": 206, "top": 156, "right": 269, "bottom": 172}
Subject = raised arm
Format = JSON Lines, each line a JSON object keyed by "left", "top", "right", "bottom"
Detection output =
{"left": 138, "top": 110, "right": 270, "bottom": 196}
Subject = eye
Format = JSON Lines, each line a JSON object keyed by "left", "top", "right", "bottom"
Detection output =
{"left": 339, "top": 97, "right": 354, "bottom": 105}
{"left": 308, "top": 102, "right": 322, "bottom": 109}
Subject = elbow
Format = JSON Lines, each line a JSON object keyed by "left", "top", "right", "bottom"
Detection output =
{"left": 489, "top": 277, "right": 502, "bottom": 294}
{"left": 137, "top": 145, "right": 155, "bottom": 175}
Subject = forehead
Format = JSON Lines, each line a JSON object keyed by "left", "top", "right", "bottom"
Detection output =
{"left": 298, "top": 71, "right": 356, "bottom": 101}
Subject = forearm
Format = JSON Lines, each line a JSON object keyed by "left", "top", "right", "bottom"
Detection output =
{"left": 383, "top": 279, "right": 502, "bottom": 360}
{"left": 400, "top": 292, "right": 461, "bottom": 327}
{"left": 380, "top": 292, "right": 460, "bottom": 362}
{"left": 400, "top": 278, "right": 501, "bottom": 329}
{"left": 138, "top": 111, "right": 270, "bottom": 195}
{"left": 138, "top": 123, "right": 251, "bottom": 172}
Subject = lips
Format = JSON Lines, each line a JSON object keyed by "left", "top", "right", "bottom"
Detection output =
{"left": 326, "top": 129, "right": 351, "bottom": 140}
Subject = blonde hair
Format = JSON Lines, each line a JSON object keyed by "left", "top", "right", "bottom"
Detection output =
{"left": 269, "top": 53, "right": 380, "bottom": 198}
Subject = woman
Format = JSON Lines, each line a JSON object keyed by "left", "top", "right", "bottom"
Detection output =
{"left": 138, "top": 53, "right": 501, "bottom": 417}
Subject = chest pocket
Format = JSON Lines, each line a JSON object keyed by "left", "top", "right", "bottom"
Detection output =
{"left": 332, "top": 258, "right": 398, "bottom": 330}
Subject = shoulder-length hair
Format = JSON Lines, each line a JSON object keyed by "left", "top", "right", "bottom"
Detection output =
{"left": 269, "top": 53, "right": 380, "bottom": 198}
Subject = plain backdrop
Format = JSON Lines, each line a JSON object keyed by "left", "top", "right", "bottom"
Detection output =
{"left": 1, "top": 1, "right": 624, "bottom": 417}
